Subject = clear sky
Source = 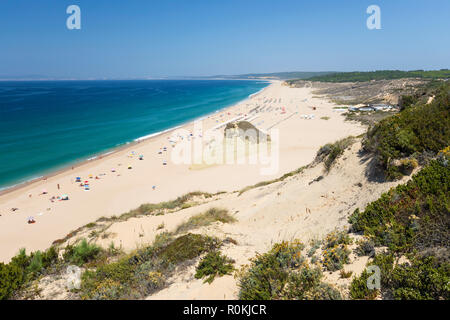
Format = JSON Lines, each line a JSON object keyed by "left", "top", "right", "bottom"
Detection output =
{"left": 1, "top": 0, "right": 449, "bottom": 79}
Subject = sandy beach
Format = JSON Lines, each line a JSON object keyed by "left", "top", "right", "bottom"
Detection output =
{"left": 0, "top": 80, "right": 365, "bottom": 263}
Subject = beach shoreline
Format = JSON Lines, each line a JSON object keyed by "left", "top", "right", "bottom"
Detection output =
{"left": 0, "top": 80, "right": 365, "bottom": 263}
{"left": 0, "top": 80, "right": 272, "bottom": 197}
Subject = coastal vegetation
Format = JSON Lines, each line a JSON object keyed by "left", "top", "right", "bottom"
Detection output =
{"left": 321, "top": 230, "right": 352, "bottom": 272}
{"left": 238, "top": 166, "right": 306, "bottom": 196}
{"left": 175, "top": 208, "right": 236, "bottom": 234}
{"left": 302, "top": 70, "right": 450, "bottom": 83}
{"left": 315, "top": 136, "right": 356, "bottom": 172}
{"left": 348, "top": 152, "right": 450, "bottom": 299}
{"left": 63, "top": 239, "right": 101, "bottom": 266}
{"left": 195, "top": 251, "right": 235, "bottom": 284}
{"left": 363, "top": 83, "right": 449, "bottom": 180}
{"left": 52, "top": 191, "right": 218, "bottom": 246}
{"left": 80, "top": 233, "right": 221, "bottom": 299}
{"left": 350, "top": 252, "right": 449, "bottom": 300}
{"left": 349, "top": 157, "right": 449, "bottom": 255}
{"left": 0, "top": 247, "right": 58, "bottom": 300}
{"left": 237, "top": 241, "right": 342, "bottom": 300}
{"left": 0, "top": 207, "right": 237, "bottom": 300}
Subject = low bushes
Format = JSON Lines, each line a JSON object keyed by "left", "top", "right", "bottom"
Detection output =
{"left": 195, "top": 251, "right": 235, "bottom": 284}
{"left": 349, "top": 153, "right": 450, "bottom": 299}
{"left": 355, "top": 238, "right": 375, "bottom": 257}
{"left": 237, "top": 241, "right": 341, "bottom": 300}
{"left": 348, "top": 159, "right": 450, "bottom": 254}
{"left": 321, "top": 230, "right": 352, "bottom": 272}
{"left": 63, "top": 239, "right": 101, "bottom": 266}
{"left": 363, "top": 83, "right": 449, "bottom": 180}
{"left": 399, "top": 158, "right": 418, "bottom": 175}
{"left": 350, "top": 253, "right": 449, "bottom": 300}
{"left": 322, "top": 246, "right": 351, "bottom": 272}
{"left": 0, "top": 263, "right": 24, "bottom": 300}
{"left": 0, "top": 246, "right": 60, "bottom": 300}
{"left": 80, "top": 233, "right": 221, "bottom": 299}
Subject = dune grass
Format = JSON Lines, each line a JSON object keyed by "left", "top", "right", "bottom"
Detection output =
{"left": 315, "top": 136, "right": 356, "bottom": 172}
{"left": 175, "top": 208, "right": 236, "bottom": 234}
{"left": 238, "top": 166, "right": 306, "bottom": 196}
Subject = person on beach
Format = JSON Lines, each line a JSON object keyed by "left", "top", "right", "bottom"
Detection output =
{"left": 57, "top": 184, "right": 60, "bottom": 190}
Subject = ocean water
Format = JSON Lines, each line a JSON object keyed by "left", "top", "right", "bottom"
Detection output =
{"left": 0, "top": 80, "right": 268, "bottom": 190}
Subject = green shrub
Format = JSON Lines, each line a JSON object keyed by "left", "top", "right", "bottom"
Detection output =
{"left": 355, "top": 239, "right": 375, "bottom": 257}
{"left": 238, "top": 241, "right": 341, "bottom": 300}
{"left": 363, "top": 83, "right": 449, "bottom": 180}
{"left": 157, "top": 234, "right": 220, "bottom": 265}
{"left": 0, "top": 263, "right": 24, "bottom": 300}
{"left": 322, "top": 245, "right": 351, "bottom": 272}
{"left": 27, "top": 251, "right": 43, "bottom": 275}
{"left": 195, "top": 251, "right": 235, "bottom": 284}
{"left": 390, "top": 256, "right": 449, "bottom": 300}
{"left": 351, "top": 253, "right": 449, "bottom": 300}
{"left": 0, "top": 246, "right": 60, "bottom": 300}
{"left": 41, "top": 246, "right": 59, "bottom": 269}
{"left": 349, "top": 253, "right": 393, "bottom": 300}
{"left": 307, "top": 239, "right": 322, "bottom": 257}
{"left": 320, "top": 230, "right": 352, "bottom": 271}
{"left": 304, "top": 282, "right": 342, "bottom": 300}
{"left": 399, "top": 158, "right": 418, "bottom": 175}
{"left": 350, "top": 269, "right": 379, "bottom": 300}
{"left": 64, "top": 239, "right": 101, "bottom": 266}
{"left": 322, "top": 230, "right": 352, "bottom": 249}
{"left": 348, "top": 159, "right": 450, "bottom": 254}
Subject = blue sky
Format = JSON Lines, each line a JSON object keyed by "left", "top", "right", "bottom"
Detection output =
{"left": 1, "top": 0, "right": 449, "bottom": 78}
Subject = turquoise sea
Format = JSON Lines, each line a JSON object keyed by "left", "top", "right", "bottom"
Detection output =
{"left": 0, "top": 80, "right": 268, "bottom": 190}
